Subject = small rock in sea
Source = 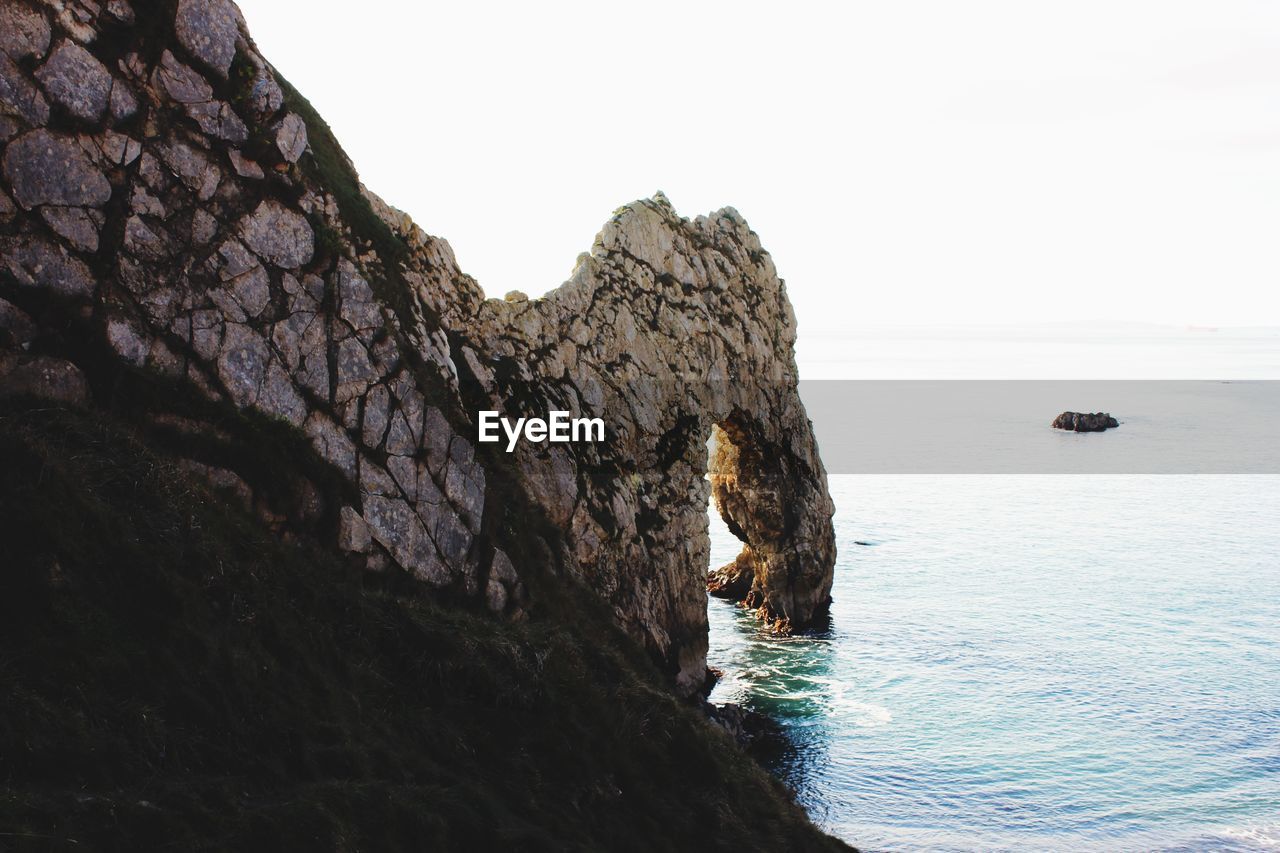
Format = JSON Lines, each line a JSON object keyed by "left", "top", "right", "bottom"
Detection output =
{"left": 1052, "top": 411, "right": 1119, "bottom": 432}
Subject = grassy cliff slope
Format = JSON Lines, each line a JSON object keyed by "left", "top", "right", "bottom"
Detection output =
{"left": 0, "top": 402, "right": 849, "bottom": 852}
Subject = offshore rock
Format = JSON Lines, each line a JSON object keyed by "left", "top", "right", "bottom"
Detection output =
{"left": 1052, "top": 411, "right": 1119, "bottom": 432}
{"left": 0, "top": 2, "right": 835, "bottom": 698}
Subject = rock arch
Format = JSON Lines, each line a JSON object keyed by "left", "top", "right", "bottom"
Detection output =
{"left": 0, "top": 2, "right": 835, "bottom": 698}
{"left": 468, "top": 195, "right": 837, "bottom": 694}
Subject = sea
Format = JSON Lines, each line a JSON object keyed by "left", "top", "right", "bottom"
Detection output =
{"left": 706, "top": 324, "right": 1280, "bottom": 851}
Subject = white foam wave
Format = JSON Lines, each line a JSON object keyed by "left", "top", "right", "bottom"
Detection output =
{"left": 1221, "top": 824, "right": 1280, "bottom": 850}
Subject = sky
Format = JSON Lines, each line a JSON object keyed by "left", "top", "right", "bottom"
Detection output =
{"left": 235, "top": 1, "right": 1280, "bottom": 332}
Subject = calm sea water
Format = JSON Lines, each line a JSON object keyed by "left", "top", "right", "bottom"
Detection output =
{"left": 707, "top": 476, "right": 1280, "bottom": 851}
{"left": 707, "top": 326, "right": 1280, "bottom": 851}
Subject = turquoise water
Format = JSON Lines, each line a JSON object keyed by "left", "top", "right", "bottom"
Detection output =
{"left": 707, "top": 475, "right": 1280, "bottom": 851}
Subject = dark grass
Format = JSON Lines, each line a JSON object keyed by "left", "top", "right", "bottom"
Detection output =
{"left": 0, "top": 403, "right": 850, "bottom": 852}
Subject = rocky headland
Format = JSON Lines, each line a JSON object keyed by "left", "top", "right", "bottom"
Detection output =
{"left": 0, "top": 0, "right": 841, "bottom": 848}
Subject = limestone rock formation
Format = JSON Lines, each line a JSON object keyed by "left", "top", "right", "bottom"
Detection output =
{"left": 1052, "top": 411, "right": 1119, "bottom": 432}
{"left": 0, "top": 0, "right": 835, "bottom": 697}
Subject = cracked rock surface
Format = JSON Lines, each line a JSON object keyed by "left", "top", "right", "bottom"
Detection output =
{"left": 0, "top": 0, "right": 835, "bottom": 696}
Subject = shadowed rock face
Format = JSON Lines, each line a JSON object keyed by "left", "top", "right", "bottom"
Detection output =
{"left": 0, "top": 0, "right": 835, "bottom": 696}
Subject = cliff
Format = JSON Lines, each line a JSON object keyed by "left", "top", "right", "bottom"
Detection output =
{"left": 0, "top": 404, "right": 849, "bottom": 850}
{"left": 0, "top": 0, "right": 835, "bottom": 696}
{"left": 0, "top": 0, "right": 841, "bottom": 846}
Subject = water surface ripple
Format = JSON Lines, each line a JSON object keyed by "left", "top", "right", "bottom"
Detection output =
{"left": 708, "top": 475, "right": 1280, "bottom": 851}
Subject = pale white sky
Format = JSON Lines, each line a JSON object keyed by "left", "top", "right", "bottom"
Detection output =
{"left": 237, "top": 1, "right": 1280, "bottom": 331}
